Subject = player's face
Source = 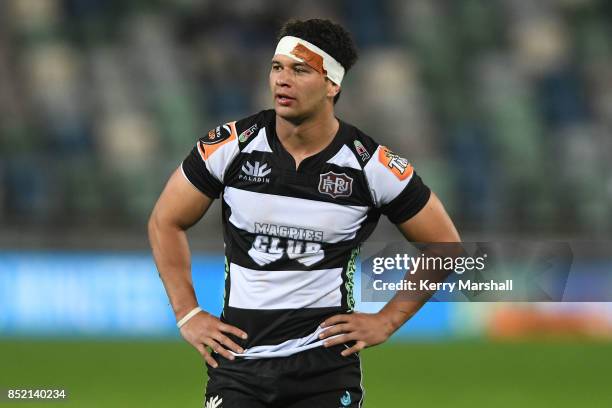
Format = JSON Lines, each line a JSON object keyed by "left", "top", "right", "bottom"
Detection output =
{"left": 270, "top": 55, "right": 336, "bottom": 122}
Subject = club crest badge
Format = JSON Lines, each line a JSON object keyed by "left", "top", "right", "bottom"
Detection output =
{"left": 318, "top": 171, "right": 353, "bottom": 198}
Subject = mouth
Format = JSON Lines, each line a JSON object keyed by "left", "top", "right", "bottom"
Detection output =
{"left": 275, "top": 93, "right": 296, "bottom": 106}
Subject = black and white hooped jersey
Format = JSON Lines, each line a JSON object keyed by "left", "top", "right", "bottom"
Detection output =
{"left": 181, "top": 109, "right": 430, "bottom": 358}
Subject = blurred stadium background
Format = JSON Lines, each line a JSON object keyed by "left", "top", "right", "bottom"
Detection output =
{"left": 1, "top": 0, "right": 611, "bottom": 407}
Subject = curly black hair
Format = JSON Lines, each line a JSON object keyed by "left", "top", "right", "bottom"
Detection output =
{"left": 277, "top": 19, "right": 358, "bottom": 104}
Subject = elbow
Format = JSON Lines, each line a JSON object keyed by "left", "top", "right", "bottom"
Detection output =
{"left": 147, "top": 208, "right": 185, "bottom": 245}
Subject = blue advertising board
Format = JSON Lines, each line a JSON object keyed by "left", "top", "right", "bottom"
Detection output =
{"left": 0, "top": 252, "right": 451, "bottom": 338}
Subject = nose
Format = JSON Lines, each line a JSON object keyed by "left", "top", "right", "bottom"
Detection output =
{"left": 275, "top": 67, "right": 291, "bottom": 87}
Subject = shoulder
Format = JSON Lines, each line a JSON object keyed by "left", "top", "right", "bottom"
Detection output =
{"left": 196, "top": 110, "right": 273, "bottom": 159}
{"left": 344, "top": 123, "right": 414, "bottom": 181}
{"left": 340, "top": 121, "right": 411, "bottom": 177}
{"left": 233, "top": 110, "right": 275, "bottom": 136}
{"left": 340, "top": 121, "right": 419, "bottom": 208}
{"left": 234, "top": 110, "right": 274, "bottom": 149}
{"left": 339, "top": 122, "right": 380, "bottom": 169}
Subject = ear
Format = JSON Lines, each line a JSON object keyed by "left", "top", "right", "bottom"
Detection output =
{"left": 326, "top": 80, "right": 341, "bottom": 98}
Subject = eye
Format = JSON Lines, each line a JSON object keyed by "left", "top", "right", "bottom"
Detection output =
{"left": 271, "top": 64, "right": 281, "bottom": 71}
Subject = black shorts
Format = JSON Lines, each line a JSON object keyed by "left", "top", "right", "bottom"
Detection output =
{"left": 204, "top": 345, "right": 364, "bottom": 408}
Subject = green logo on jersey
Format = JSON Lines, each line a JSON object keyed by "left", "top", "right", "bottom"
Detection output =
{"left": 345, "top": 247, "right": 359, "bottom": 310}
{"left": 222, "top": 256, "right": 229, "bottom": 305}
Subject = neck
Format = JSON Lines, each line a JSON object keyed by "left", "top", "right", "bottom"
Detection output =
{"left": 275, "top": 107, "right": 339, "bottom": 156}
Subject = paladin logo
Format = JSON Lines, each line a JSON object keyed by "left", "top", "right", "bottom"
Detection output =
{"left": 239, "top": 161, "right": 271, "bottom": 183}
{"left": 205, "top": 395, "right": 222, "bottom": 408}
{"left": 319, "top": 171, "right": 353, "bottom": 198}
{"left": 340, "top": 391, "right": 351, "bottom": 407}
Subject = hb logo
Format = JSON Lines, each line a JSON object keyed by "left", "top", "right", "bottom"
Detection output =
{"left": 318, "top": 171, "right": 353, "bottom": 198}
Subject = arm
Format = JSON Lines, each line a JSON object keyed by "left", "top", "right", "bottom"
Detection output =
{"left": 320, "top": 192, "right": 460, "bottom": 355}
{"left": 376, "top": 191, "right": 460, "bottom": 333}
{"left": 148, "top": 168, "right": 247, "bottom": 367}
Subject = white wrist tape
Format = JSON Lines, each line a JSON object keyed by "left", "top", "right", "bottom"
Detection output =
{"left": 177, "top": 306, "right": 202, "bottom": 328}
{"left": 274, "top": 36, "right": 345, "bottom": 85}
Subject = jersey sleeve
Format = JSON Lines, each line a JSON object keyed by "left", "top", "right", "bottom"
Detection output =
{"left": 180, "top": 121, "right": 239, "bottom": 199}
{"left": 363, "top": 145, "right": 431, "bottom": 224}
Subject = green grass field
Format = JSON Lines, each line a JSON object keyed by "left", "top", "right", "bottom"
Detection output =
{"left": 1, "top": 339, "right": 610, "bottom": 407}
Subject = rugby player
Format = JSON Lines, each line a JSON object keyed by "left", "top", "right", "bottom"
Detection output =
{"left": 148, "top": 18, "right": 460, "bottom": 407}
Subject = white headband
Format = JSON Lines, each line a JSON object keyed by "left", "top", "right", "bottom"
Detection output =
{"left": 274, "top": 36, "right": 345, "bottom": 85}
